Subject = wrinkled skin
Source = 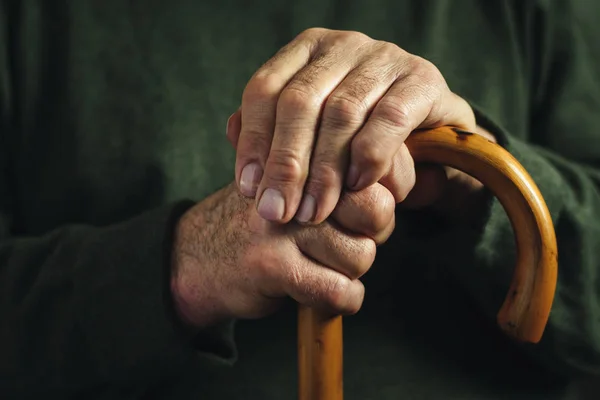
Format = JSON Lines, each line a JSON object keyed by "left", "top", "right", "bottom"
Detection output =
{"left": 231, "top": 28, "right": 494, "bottom": 225}
{"left": 171, "top": 182, "right": 395, "bottom": 328}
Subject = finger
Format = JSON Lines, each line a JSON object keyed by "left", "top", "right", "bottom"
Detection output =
{"left": 331, "top": 182, "right": 395, "bottom": 241}
{"left": 226, "top": 108, "right": 242, "bottom": 149}
{"left": 251, "top": 227, "right": 365, "bottom": 315}
{"left": 374, "top": 216, "right": 396, "bottom": 246}
{"left": 256, "top": 33, "right": 370, "bottom": 223}
{"left": 235, "top": 31, "right": 321, "bottom": 198}
{"left": 378, "top": 143, "right": 416, "bottom": 203}
{"left": 294, "top": 221, "right": 376, "bottom": 280}
{"left": 348, "top": 57, "right": 476, "bottom": 191}
{"left": 282, "top": 254, "right": 366, "bottom": 315}
{"left": 300, "top": 44, "right": 407, "bottom": 224}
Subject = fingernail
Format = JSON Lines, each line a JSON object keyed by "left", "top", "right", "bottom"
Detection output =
{"left": 257, "top": 188, "right": 285, "bottom": 221}
{"left": 226, "top": 113, "right": 233, "bottom": 136}
{"left": 240, "top": 163, "right": 263, "bottom": 197}
{"left": 347, "top": 165, "right": 360, "bottom": 189}
{"left": 295, "top": 194, "right": 316, "bottom": 223}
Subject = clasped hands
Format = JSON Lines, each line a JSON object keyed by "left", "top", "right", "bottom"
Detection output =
{"left": 171, "top": 28, "right": 494, "bottom": 329}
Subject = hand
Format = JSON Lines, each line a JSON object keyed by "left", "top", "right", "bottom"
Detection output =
{"left": 170, "top": 181, "right": 395, "bottom": 328}
{"left": 229, "top": 104, "right": 496, "bottom": 224}
{"left": 231, "top": 27, "right": 480, "bottom": 225}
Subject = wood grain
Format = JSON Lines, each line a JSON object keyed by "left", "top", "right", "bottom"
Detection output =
{"left": 297, "top": 126, "right": 558, "bottom": 400}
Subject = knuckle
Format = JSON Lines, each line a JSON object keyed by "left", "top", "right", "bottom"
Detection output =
{"left": 323, "top": 276, "right": 351, "bottom": 311}
{"left": 278, "top": 85, "right": 319, "bottom": 114}
{"left": 323, "top": 277, "right": 363, "bottom": 315}
{"left": 345, "top": 301, "right": 361, "bottom": 316}
{"left": 407, "top": 58, "right": 447, "bottom": 99}
{"left": 348, "top": 29, "right": 369, "bottom": 39}
{"left": 395, "top": 179, "right": 415, "bottom": 203}
{"left": 266, "top": 148, "right": 306, "bottom": 184}
{"left": 325, "top": 30, "right": 372, "bottom": 50}
{"left": 345, "top": 187, "right": 383, "bottom": 234}
{"left": 410, "top": 56, "right": 444, "bottom": 83}
{"left": 306, "top": 163, "right": 340, "bottom": 194}
{"left": 323, "top": 94, "right": 367, "bottom": 130}
{"left": 395, "top": 185, "right": 412, "bottom": 204}
{"left": 299, "top": 27, "right": 327, "bottom": 39}
{"left": 382, "top": 146, "right": 417, "bottom": 203}
{"left": 374, "top": 217, "right": 395, "bottom": 245}
{"left": 377, "top": 41, "right": 403, "bottom": 58}
{"left": 352, "top": 139, "right": 388, "bottom": 172}
{"left": 374, "top": 99, "right": 413, "bottom": 130}
{"left": 343, "top": 30, "right": 371, "bottom": 44}
{"left": 244, "top": 72, "right": 284, "bottom": 104}
{"left": 367, "top": 187, "right": 396, "bottom": 233}
{"left": 353, "top": 239, "right": 376, "bottom": 275}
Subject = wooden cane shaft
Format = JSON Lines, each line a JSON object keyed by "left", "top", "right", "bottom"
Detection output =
{"left": 297, "top": 126, "right": 558, "bottom": 400}
{"left": 298, "top": 307, "right": 343, "bottom": 400}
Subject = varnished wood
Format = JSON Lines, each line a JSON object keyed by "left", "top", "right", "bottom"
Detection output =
{"left": 297, "top": 126, "right": 558, "bottom": 400}
{"left": 298, "top": 307, "right": 343, "bottom": 400}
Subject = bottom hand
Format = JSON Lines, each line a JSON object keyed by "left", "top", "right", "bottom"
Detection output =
{"left": 170, "top": 181, "right": 395, "bottom": 329}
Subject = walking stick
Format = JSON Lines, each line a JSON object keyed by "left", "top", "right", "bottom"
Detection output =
{"left": 297, "top": 126, "right": 558, "bottom": 400}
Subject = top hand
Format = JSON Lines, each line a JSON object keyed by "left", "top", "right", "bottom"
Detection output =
{"left": 231, "top": 28, "right": 478, "bottom": 224}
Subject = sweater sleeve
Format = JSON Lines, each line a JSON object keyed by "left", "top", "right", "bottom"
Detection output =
{"left": 427, "top": 0, "right": 600, "bottom": 378}
{"left": 0, "top": 7, "right": 234, "bottom": 398}
{"left": 0, "top": 194, "right": 238, "bottom": 397}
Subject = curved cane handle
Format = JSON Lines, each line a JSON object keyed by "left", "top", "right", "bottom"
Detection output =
{"left": 298, "top": 126, "right": 558, "bottom": 400}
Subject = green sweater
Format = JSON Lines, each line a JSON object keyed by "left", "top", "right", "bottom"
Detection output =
{"left": 1, "top": 0, "right": 599, "bottom": 399}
